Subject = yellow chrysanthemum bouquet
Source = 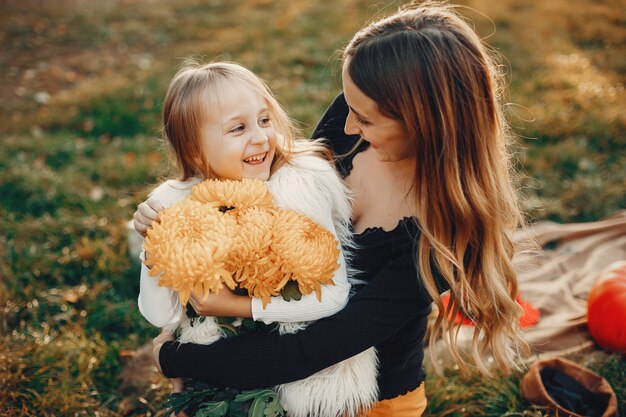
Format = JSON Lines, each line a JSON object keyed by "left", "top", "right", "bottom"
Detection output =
{"left": 143, "top": 178, "right": 340, "bottom": 309}
{"left": 142, "top": 178, "right": 377, "bottom": 417}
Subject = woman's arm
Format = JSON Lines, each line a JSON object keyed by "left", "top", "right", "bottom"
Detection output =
{"left": 159, "top": 251, "right": 431, "bottom": 388}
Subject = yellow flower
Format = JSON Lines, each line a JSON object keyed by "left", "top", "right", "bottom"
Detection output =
{"left": 143, "top": 178, "right": 341, "bottom": 309}
{"left": 189, "top": 178, "right": 274, "bottom": 216}
{"left": 143, "top": 200, "right": 238, "bottom": 305}
{"left": 272, "top": 209, "right": 340, "bottom": 302}
{"left": 229, "top": 207, "right": 285, "bottom": 307}
{"left": 228, "top": 206, "right": 274, "bottom": 269}
{"left": 236, "top": 254, "right": 289, "bottom": 308}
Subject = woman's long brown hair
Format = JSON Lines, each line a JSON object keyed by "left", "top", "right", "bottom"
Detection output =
{"left": 344, "top": 2, "right": 528, "bottom": 374}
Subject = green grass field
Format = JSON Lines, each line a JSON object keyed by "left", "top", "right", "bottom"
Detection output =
{"left": 0, "top": 0, "right": 624, "bottom": 415}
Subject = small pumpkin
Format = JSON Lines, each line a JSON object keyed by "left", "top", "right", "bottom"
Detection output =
{"left": 587, "top": 260, "right": 626, "bottom": 353}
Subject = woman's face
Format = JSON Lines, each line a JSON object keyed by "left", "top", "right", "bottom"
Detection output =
{"left": 342, "top": 62, "right": 414, "bottom": 163}
{"left": 200, "top": 81, "right": 277, "bottom": 181}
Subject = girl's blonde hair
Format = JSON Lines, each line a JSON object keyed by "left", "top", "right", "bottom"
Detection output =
{"left": 162, "top": 61, "right": 301, "bottom": 180}
{"left": 344, "top": 3, "right": 528, "bottom": 374}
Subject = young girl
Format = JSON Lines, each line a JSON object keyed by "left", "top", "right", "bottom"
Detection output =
{"left": 139, "top": 4, "right": 530, "bottom": 415}
{"left": 137, "top": 61, "right": 378, "bottom": 416}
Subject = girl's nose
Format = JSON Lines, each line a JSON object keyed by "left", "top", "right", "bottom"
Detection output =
{"left": 250, "top": 128, "right": 269, "bottom": 144}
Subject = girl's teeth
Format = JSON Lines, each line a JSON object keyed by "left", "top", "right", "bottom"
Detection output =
{"left": 245, "top": 154, "right": 265, "bottom": 162}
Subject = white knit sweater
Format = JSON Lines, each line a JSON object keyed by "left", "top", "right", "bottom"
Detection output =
{"left": 137, "top": 154, "right": 352, "bottom": 327}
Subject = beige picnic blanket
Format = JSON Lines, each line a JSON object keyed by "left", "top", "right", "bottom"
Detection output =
{"left": 514, "top": 210, "right": 626, "bottom": 355}
{"left": 427, "top": 210, "right": 626, "bottom": 362}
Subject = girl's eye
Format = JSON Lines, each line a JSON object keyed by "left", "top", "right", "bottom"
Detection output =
{"left": 259, "top": 116, "right": 271, "bottom": 127}
{"left": 229, "top": 124, "right": 245, "bottom": 133}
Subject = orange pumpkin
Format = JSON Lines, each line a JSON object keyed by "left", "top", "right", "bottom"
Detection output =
{"left": 587, "top": 260, "right": 626, "bottom": 353}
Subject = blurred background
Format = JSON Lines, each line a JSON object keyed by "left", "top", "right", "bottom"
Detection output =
{"left": 0, "top": 0, "right": 624, "bottom": 415}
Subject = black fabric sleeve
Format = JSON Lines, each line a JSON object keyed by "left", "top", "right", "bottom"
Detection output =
{"left": 159, "top": 253, "right": 431, "bottom": 388}
{"left": 311, "top": 93, "right": 350, "bottom": 142}
{"left": 310, "top": 92, "right": 363, "bottom": 178}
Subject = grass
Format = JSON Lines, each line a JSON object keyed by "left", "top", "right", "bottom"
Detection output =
{"left": 0, "top": 0, "right": 624, "bottom": 415}
{"left": 424, "top": 351, "right": 625, "bottom": 416}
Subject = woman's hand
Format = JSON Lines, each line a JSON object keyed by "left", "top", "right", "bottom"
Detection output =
{"left": 133, "top": 197, "right": 164, "bottom": 237}
{"left": 170, "top": 377, "right": 188, "bottom": 417}
{"left": 152, "top": 329, "right": 174, "bottom": 374}
{"left": 153, "top": 331, "right": 188, "bottom": 417}
{"left": 189, "top": 291, "right": 252, "bottom": 318}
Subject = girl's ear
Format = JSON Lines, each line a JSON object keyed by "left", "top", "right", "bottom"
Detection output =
{"left": 192, "top": 148, "right": 206, "bottom": 168}
{"left": 194, "top": 156, "right": 212, "bottom": 178}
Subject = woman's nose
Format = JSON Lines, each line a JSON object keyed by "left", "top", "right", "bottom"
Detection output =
{"left": 344, "top": 112, "right": 360, "bottom": 136}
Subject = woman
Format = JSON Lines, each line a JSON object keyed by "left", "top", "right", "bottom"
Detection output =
{"left": 135, "top": 3, "right": 528, "bottom": 415}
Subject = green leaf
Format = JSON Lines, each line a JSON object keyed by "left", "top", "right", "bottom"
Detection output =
{"left": 163, "top": 382, "right": 227, "bottom": 414}
{"left": 164, "top": 387, "right": 218, "bottom": 414}
{"left": 195, "top": 401, "right": 229, "bottom": 417}
{"left": 234, "top": 389, "right": 285, "bottom": 417}
{"left": 280, "top": 280, "right": 302, "bottom": 302}
{"left": 234, "top": 388, "right": 272, "bottom": 402}
{"left": 186, "top": 303, "right": 199, "bottom": 319}
{"left": 218, "top": 322, "right": 238, "bottom": 337}
{"left": 263, "top": 395, "right": 286, "bottom": 417}
{"left": 216, "top": 316, "right": 241, "bottom": 337}
{"left": 228, "top": 401, "right": 249, "bottom": 417}
{"left": 247, "top": 395, "right": 269, "bottom": 417}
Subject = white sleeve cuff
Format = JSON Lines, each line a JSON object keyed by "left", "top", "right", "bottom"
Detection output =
{"left": 138, "top": 261, "right": 184, "bottom": 328}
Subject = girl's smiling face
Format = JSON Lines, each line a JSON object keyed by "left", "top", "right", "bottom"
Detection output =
{"left": 200, "top": 81, "right": 277, "bottom": 181}
{"left": 342, "top": 62, "right": 413, "bottom": 163}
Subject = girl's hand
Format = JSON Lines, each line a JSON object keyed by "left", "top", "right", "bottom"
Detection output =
{"left": 189, "top": 291, "right": 253, "bottom": 318}
{"left": 133, "top": 197, "right": 164, "bottom": 237}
